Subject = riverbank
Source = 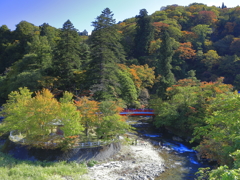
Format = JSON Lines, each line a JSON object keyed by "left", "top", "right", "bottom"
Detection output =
{"left": 81, "top": 137, "right": 165, "bottom": 180}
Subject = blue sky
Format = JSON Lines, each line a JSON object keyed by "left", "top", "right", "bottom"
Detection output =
{"left": 0, "top": 0, "right": 239, "bottom": 33}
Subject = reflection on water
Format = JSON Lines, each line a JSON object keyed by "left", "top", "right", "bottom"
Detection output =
{"left": 128, "top": 116, "right": 210, "bottom": 180}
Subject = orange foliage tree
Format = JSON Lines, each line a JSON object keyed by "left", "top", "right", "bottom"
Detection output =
{"left": 118, "top": 64, "right": 155, "bottom": 91}
{"left": 129, "top": 64, "right": 155, "bottom": 89}
{"left": 75, "top": 96, "right": 100, "bottom": 139}
{"left": 181, "top": 31, "right": 197, "bottom": 42}
{"left": 175, "top": 42, "right": 196, "bottom": 60}
{"left": 194, "top": 11, "right": 217, "bottom": 25}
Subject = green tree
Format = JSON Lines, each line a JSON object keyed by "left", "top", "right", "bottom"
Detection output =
{"left": 117, "top": 66, "right": 139, "bottom": 106}
{"left": 79, "top": 43, "right": 91, "bottom": 70}
{"left": 1, "top": 34, "right": 53, "bottom": 96}
{"left": 151, "top": 77, "right": 232, "bottom": 138}
{"left": 96, "top": 100, "right": 130, "bottom": 140}
{"left": 213, "top": 35, "right": 234, "bottom": 56}
{"left": 156, "top": 31, "right": 175, "bottom": 99}
{"left": 87, "top": 8, "right": 126, "bottom": 101}
{"left": 201, "top": 50, "right": 220, "bottom": 70}
{"left": 151, "top": 78, "right": 204, "bottom": 138}
{"left": 52, "top": 20, "right": 82, "bottom": 90}
{"left": 193, "top": 92, "right": 240, "bottom": 167}
{"left": 230, "top": 38, "right": 240, "bottom": 56}
{"left": 0, "top": 25, "right": 12, "bottom": 73}
{"left": 117, "top": 20, "right": 136, "bottom": 59}
{"left": 134, "top": 9, "right": 154, "bottom": 64}
{"left": 13, "top": 21, "right": 40, "bottom": 56}
{"left": 23, "top": 35, "right": 52, "bottom": 71}
{"left": 39, "top": 23, "right": 59, "bottom": 49}
{"left": 191, "top": 24, "right": 212, "bottom": 51}
{"left": 0, "top": 87, "right": 83, "bottom": 149}
{"left": 217, "top": 55, "right": 240, "bottom": 85}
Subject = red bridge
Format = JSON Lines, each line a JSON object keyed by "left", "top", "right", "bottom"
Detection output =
{"left": 120, "top": 109, "right": 155, "bottom": 116}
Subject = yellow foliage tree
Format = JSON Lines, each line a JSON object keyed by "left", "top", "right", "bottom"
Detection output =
{"left": 0, "top": 87, "right": 83, "bottom": 149}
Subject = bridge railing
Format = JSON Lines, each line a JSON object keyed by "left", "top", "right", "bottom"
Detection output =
{"left": 120, "top": 109, "right": 155, "bottom": 116}
{"left": 121, "top": 108, "right": 154, "bottom": 112}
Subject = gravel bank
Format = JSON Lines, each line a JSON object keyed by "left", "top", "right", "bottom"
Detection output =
{"left": 83, "top": 138, "right": 165, "bottom": 180}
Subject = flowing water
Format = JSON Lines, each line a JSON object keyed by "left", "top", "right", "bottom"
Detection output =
{"left": 127, "top": 116, "right": 211, "bottom": 180}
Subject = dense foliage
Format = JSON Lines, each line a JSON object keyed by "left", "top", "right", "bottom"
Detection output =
{"left": 0, "top": 87, "right": 130, "bottom": 149}
{"left": 1, "top": 3, "right": 240, "bottom": 177}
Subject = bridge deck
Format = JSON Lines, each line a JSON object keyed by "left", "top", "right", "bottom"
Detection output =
{"left": 120, "top": 109, "right": 155, "bottom": 116}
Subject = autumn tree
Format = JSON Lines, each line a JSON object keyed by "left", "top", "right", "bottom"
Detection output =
{"left": 152, "top": 22, "right": 169, "bottom": 41}
{"left": 0, "top": 87, "right": 83, "bottom": 149}
{"left": 194, "top": 11, "right": 217, "bottom": 26}
{"left": 75, "top": 96, "right": 100, "bottom": 139}
{"left": 172, "top": 42, "right": 196, "bottom": 79}
{"left": 129, "top": 64, "right": 155, "bottom": 89}
{"left": 181, "top": 31, "right": 197, "bottom": 42}
{"left": 175, "top": 42, "right": 196, "bottom": 60}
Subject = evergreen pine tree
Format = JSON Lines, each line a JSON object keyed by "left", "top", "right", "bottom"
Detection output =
{"left": 156, "top": 30, "right": 175, "bottom": 99}
{"left": 39, "top": 23, "right": 59, "bottom": 49}
{"left": 53, "top": 20, "right": 82, "bottom": 90}
{"left": 134, "top": 9, "right": 154, "bottom": 64}
{"left": 87, "top": 8, "right": 126, "bottom": 101}
{"left": 0, "top": 25, "right": 12, "bottom": 73}
{"left": 79, "top": 43, "right": 91, "bottom": 70}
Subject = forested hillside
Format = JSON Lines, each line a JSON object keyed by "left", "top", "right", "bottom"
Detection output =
{"left": 1, "top": 3, "right": 240, "bottom": 105}
{"left": 1, "top": 3, "right": 240, "bottom": 178}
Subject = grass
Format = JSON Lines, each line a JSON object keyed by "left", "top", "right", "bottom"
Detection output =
{"left": 0, "top": 147, "right": 88, "bottom": 180}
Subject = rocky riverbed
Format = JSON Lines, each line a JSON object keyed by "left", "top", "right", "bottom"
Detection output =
{"left": 81, "top": 137, "right": 165, "bottom": 180}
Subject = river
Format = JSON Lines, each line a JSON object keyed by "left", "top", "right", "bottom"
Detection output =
{"left": 127, "top": 116, "right": 212, "bottom": 180}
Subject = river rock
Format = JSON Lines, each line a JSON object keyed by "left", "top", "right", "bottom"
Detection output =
{"left": 172, "top": 136, "right": 184, "bottom": 142}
